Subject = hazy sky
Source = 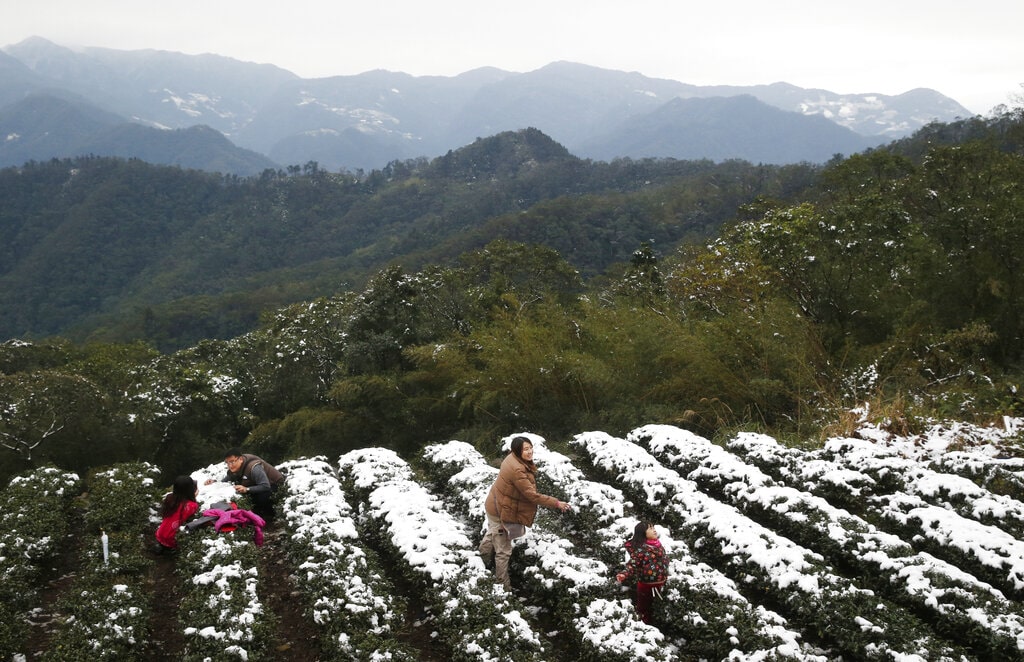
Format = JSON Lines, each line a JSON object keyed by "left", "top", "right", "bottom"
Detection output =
{"left": 3, "top": 0, "right": 1020, "bottom": 115}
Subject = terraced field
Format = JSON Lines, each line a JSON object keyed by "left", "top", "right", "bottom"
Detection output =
{"left": 4, "top": 421, "right": 1024, "bottom": 661}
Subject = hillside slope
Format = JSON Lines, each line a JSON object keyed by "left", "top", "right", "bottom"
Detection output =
{"left": 0, "top": 129, "right": 814, "bottom": 347}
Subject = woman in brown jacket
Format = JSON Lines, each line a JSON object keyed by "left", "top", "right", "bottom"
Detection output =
{"left": 479, "top": 436, "right": 571, "bottom": 590}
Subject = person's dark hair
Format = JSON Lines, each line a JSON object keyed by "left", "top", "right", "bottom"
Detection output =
{"left": 630, "top": 520, "right": 651, "bottom": 550}
{"left": 224, "top": 447, "right": 243, "bottom": 459}
{"left": 509, "top": 436, "right": 532, "bottom": 459}
{"left": 160, "top": 475, "right": 198, "bottom": 517}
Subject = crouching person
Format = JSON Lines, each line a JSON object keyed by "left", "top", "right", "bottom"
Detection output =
{"left": 153, "top": 475, "right": 199, "bottom": 554}
{"left": 204, "top": 448, "right": 284, "bottom": 523}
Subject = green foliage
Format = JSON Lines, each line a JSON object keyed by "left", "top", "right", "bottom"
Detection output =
{"left": 906, "top": 143, "right": 1024, "bottom": 356}
{"left": 457, "top": 239, "right": 586, "bottom": 312}
{"left": 0, "top": 337, "right": 76, "bottom": 375}
{"left": 83, "top": 462, "right": 163, "bottom": 534}
{"left": 0, "top": 600, "right": 26, "bottom": 662}
{"left": 124, "top": 348, "right": 254, "bottom": 477}
{"left": 0, "top": 132, "right": 811, "bottom": 350}
{"left": 2, "top": 115, "right": 1024, "bottom": 477}
{"left": 248, "top": 407, "right": 351, "bottom": 459}
{"left": 341, "top": 266, "right": 427, "bottom": 374}
{"left": 42, "top": 532, "right": 154, "bottom": 662}
{"left": 0, "top": 466, "right": 80, "bottom": 622}
{"left": 176, "top": 529, "right": 276, "bottom": 661}
{"left": 609, "top": 242, "right": 666, "bottom": 306}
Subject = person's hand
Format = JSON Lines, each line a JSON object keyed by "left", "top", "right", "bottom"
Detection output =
{"left": 204, "top": 479, "right": 214, "bottom": 485}
{"left": 234, "top": 485, "right": 249, "bottom": 494}
{"left": 557, "top": 500, "right": 571, "bottom": 512}
{"left": 615, "top": 573, "right": 626, "bottom": 583}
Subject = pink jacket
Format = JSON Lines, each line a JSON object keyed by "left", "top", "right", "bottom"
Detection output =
{"left": 202, "top": 508, "right": 266, "bottom": 546}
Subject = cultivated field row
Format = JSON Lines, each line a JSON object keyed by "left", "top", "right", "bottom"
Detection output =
{"left": 3, "top": 421, "right": 1024, "bottom": 660}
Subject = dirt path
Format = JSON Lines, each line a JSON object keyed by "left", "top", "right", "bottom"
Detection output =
{"left": 22, "top": 528, "right": 82, "bottom": 660}
{"left": 386, "top": 570, "right": 449, "bottom": 661}
{"left": 143, "top": 541, "right": 187, "bottom": 661}
{"left": 254, "top": 526, "right": 325, "bottom": 660}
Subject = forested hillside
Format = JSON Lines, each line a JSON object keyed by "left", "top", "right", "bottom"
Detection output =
{"left": 1, "top": 107, "right": 1022, "bottom": 486}
{"left": 0, "top": 128, "right": 818, "bottom": 350}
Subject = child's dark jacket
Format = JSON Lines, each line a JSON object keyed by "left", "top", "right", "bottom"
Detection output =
{"left": 621, "top": 539, "right": 668, "bottom": 585}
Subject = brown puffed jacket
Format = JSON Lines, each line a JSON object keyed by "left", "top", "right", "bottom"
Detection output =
{"left": 485, "top": 451, "right": 559, "bottom": 526}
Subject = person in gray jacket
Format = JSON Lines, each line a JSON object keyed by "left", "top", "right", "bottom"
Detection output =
{"left": 205, "top": 447, "right": 284, "bottom": 522}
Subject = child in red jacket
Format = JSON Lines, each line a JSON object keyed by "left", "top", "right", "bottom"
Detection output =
{"left": 616, "top": 521, "right": 669, "bottom": 623}
{"left": 153, "top": 475, "right": 199, "bottom": 554}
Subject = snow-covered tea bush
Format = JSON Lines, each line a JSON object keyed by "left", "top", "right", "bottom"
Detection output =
{"left": 0, "top": 466, "right": 80, "bottom": 656}
{"left": 176, "top": 525, "right": 272, "bottom": 661}
{"left": 277, "top": 457, "right": 414, "bottom": 660}
{"left": 42, "top": 553, "right": 152, "bottom": 661}
{"left": 338, "top": 447, "right": 549, "bottom": 662}
{"left": 41, "top": 463, "right": 160, "bottom": 661}
{"left": 83, "top": 462, "right": 162, "bottom": 534}
{"left": 420, "top": 439, "right": 673, "bottom": 662}
{"left": 0, "top": 466, "right": 80, "bottom": 578}
{"left": 523, "top": 435, "right": 823, "bottom": 661}
{"left": 731, "top": 431, "right": 1024, "bottom": 601}
{"left": 569, "top": 431, "right": 971, "bottom": 661}
{"left": 13, "top": 417, "right": 1024, "bottom": 660}
{"left": 636, "top": 424, "right": 1024, "bottom": 658}
{"left": 821, "top": 433, "right": 1024, "bottom": 539}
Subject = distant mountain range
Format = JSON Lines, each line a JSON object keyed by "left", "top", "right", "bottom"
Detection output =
{"left": 0, "top": 37, "right": 975, "bottom": 175}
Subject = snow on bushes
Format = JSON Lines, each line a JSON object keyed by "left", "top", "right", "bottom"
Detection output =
{"left": 337, "top": 446, "right": 549, "bottom": 662}
{"left": 524, "top": 435, "right": 823, "bottom": 661}
{"left": 569, "top": 430, "right": 971, "bottom": 661}
{"left": 730, "top": 431, "right": 1024, "bottom": 601}
{"left": 635, "top": 424, "right": 1024, "bottom": 658}
{"left": 0, "top": 466, "right": 79, "bottom": 572}
{"left": 84, "top": 462, "right": 162, "bottom": 534}
{"left": 42, "top": 548, "right": 153, "bottom": 661}
{"left": 821, "top": 432, "right": 1024, "bottom": 539}
{"left": 419, "top": 439, "right": 672, "bottom": 662}
{"left": 11, "top": 417, "right": 1024, "bottom": 660}
{"left": 41, "top": 463, "right": 160, "bottom": 661}
{"left": 164, "top": 467, "right": 275, "bottom": 661}
{"left": 921, "top": 419, "right": 1024, "bottom": 499}
{"left": 176, "top": 530, "right": 272, "bottom": 661}
{"left": 277, "top": 457, "right": 414, "bottom": 660}
{"left": 0, "top": 466, "right": 80, "bottom": 656}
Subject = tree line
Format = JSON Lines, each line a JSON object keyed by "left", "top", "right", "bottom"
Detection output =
{"left": 0, "top": 130, "right": 816, "bottom": 350}
{"left": 1, "top": 109, "right": 1023, "bottom": 483}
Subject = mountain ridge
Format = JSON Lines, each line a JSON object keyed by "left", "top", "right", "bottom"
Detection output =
{"left": 0, "top": 36, "right": 976, "bottom": 173}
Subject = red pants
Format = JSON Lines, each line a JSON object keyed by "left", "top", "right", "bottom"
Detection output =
{"left": 635, "top": 581, "right": 664, "bottom": 623}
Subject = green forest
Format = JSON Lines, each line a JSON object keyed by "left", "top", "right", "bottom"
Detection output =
{"left": 2, "top": 109, "right": 1024, "bottom": 483}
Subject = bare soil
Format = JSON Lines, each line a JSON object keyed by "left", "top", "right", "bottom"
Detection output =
{"left": 22, "top": 528, "right": 83, "bottom": 660}
{"left": 142, "top": 543, "right": 187, "bottom": 661}
{"left": 254, "top": 525, "right": 326, "bottom": 660}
